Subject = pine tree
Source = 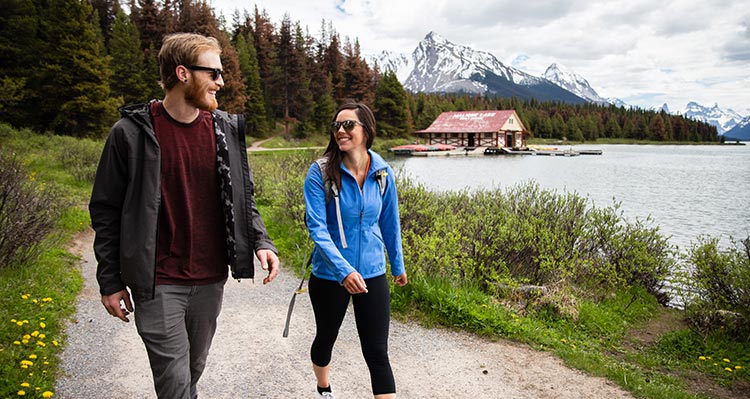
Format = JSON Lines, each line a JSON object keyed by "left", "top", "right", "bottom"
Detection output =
{"left": 0, "top": 0, "right": 39, "bottom": 126}
{"left": 325, "top": 33, "right": 346, "bottom": 103}
{"left": 253, "top": 6, "right": 280, "bottom": 124}
{"left": 34, "top": 0, "right": 120, "bottom": 137}
{"left": 289, "top": 23, "right": 313, "bottom": 136}
{"left": 374, "top": 70, "right": 411, "bottom": 137}
{"left": 129, "top": 0, "right": 165, "bottom": 52}
{"left": 342, "top": 38, "right": 374, "bottom": 107}
{"left": 90, "top": 0, "right": 119, "bottom": 47}
{"left": 235, "top": 32, "right": 268, "bottom": 135}
{"left": 308, "top": 24, "right": 336, "bottom": 133}
{"left": 109, "top": 10, "right": 148, "bottom": 105}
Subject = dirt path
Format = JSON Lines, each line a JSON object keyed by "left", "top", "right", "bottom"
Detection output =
{"left": 55, "top": 229, "right": 634, "bottom": 398}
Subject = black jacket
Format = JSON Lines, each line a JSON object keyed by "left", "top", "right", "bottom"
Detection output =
{"left": 89, "top": 102, "right": 277, "bottom": 301}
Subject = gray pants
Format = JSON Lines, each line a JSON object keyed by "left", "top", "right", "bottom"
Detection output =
{"left": 134, "top": 280, "right": 226, "bottom": 399}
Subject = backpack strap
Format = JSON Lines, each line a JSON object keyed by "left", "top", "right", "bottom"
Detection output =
{"left": 375, "top": 168, "right": 388, "bottom": 196}
{"left": 315, "top": 158, "right": 347, "bottom": 249}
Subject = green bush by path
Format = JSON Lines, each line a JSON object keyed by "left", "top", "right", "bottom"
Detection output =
{"left": 0, "top": 123, "right": 91, "bottom": 398}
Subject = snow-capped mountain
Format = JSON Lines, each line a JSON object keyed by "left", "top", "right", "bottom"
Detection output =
{"left": 542, "top": 63, "right": 605, "bottom": 104}
{"left": 682, "top": 102, "right": 745, "bottom": 135}
{"left": 369, "top": 32, "right": 746, "bottom": 122}
{"left": 723, "top": 116, "right": 750, "bottom": 141}
{"left": 371, "top": 32, "right": 586, "bottom": 104}
{"left": 370, "top": 50, "right": 412, "bottom": 83}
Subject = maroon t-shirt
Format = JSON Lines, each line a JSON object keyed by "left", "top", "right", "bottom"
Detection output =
{"left": 150, "top": 102, "right": 228, "bottom": 285}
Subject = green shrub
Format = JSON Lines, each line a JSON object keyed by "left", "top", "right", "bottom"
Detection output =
{"left": 397, "top": 179, "right": 674, "bottom": 307}
{"left": 684, "top": 236, "right": 750, "bottom": 340}
{"left": 0, "top": 151, "right": 68, "bottom": 269}
{"left": 54, "top": 136, "right": 102, "bottom": 183}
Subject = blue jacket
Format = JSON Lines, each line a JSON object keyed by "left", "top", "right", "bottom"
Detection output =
{"left": 304, "top": 150, "right": 405, "bottom": 283}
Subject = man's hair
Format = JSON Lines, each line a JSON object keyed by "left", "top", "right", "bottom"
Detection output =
{"left": 158, "top": 33, "right": 222, "bottom": 92}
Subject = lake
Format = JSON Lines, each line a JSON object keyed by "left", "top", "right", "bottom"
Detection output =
{"left": 389, "top": 144, "right": 750, "bottom": 252}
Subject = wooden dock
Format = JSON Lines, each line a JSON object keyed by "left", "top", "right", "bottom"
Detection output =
{"left": 391, "top": 146, "right": 603, "bottom": 157}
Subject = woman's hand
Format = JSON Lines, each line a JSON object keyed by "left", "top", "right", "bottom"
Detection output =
{"left": 343, "top": 271, "right": 368, "bottom": 294}
{"left": 393, "top": 273, "right": 408, "bottom": 287}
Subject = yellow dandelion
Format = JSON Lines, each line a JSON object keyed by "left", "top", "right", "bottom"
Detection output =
{"left": 723, "top": 358, "right": 731, "bottom": 363}
{"left": 36, "top": 341, "right": 46, "bottom": 347}
{"left": 16, "top": 321, "right": 24, "bottom": 326}
{"left": 20, "top": 365, "right": 28, "bottom": 369}
{"left": 17, "top": 390, "right": 26, "bottom": 396}
{"left": 43, "top": 298, "right": 52, "bottom": 302}
{"left": 13, "top": 341, "right": 21, "bottom": 345}
{"left": 40, "top": 317, "right": 45, "bottom": 320}
{"left": 21, "top": 339, "right": 29, "bottom": 344}
{"left": 21, "top": 294, "right": 29, "bottom": 300}
{"left": 725, "top": 367, "right": 733, "bottom": 372}
{"left": 736, "top": 365, "right": 742, "bottom": 370}
{"left": 20, "top": 383, "right": 30, "bottom": 388}
{"left": 42, "top": 392, "right": 53, "bottom": 398}
{"left": 21, "top": 360, "right": 33, "bottom": 366}
{"left": 38, "top": 334, "right": 46, "bottom": 339}
{"left": 560, "top": 339, "right": 567, "bottom": 343}
{"left": 11, "top": 319, "right": 17, "bottom": 323}
{"left": 571, "top": 344, "right": 577, "bottom": 349}
{"left": 39, "top": 322, "right": 46, "bottom": 329}
{"left": 31, "top": 331, "right": 39, "bottom": 337}
{"left": 28, "top": 354, "right": 37, "bottom": 359}
{"left": 32, "top": 299, "right": 38, "bottom": 304}
{"left": 707, "top": 356, "right": 712, "bottom": 360}
{"left": 699, "top": 356, "right": 706, "bottom": 361}
{"left": 51, "top": 341, "right": 59, "bottom": 347}
{"left": 43, "top": 361, "right": 49, "bottom": 365}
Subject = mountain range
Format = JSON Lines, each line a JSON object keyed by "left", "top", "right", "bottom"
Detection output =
{"left": 370, "top": 32, "right": 747, "bottom": 136}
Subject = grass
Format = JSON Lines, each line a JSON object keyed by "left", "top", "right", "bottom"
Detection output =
{"left": 0, "top": 125, "right": 92, "bottom": 398}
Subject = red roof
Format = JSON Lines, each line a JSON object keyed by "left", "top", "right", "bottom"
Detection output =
{"left": 416, "top": 110, "right": 520, "bottom": 133}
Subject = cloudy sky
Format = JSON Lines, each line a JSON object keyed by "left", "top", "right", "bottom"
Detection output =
{"left": 212, "top": 0, "right": 750, "bottom": 114}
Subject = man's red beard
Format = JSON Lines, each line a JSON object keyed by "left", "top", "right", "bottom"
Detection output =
{"left": 184, "top": 79, "right": 219, "bottom": 111}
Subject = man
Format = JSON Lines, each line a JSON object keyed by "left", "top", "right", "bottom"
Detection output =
{"left": 89, "top": 32, "right": 279, "bottom": 399}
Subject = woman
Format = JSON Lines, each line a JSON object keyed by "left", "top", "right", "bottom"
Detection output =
{"left": 303, "top": 102, "right": 408, "bottom": 399}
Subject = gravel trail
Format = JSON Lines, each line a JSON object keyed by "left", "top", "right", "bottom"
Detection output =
{"left": 55, "top": 229, "right": 634, "bottom": 398}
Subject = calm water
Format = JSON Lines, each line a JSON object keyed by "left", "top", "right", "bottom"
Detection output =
{"left": 389, "top": 144, "right": 750, "bottom": 251}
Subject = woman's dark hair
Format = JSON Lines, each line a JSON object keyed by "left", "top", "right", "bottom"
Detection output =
{"left": 322, "top": 102, "right": 377, "bottom": 190}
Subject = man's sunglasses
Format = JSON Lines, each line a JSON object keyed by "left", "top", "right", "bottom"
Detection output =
{"left": 188, "top": 65, "right": 223, "bottom": 81}
{"left": 330, "top": 120, "right": 364, "bottom": 133}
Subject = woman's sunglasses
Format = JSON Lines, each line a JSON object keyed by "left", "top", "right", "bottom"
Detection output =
{"left": 330, "top": 120, "right": 364, "bottom": 133}
{"left": 188, "top": 65, "right": 223, "bottom": 81}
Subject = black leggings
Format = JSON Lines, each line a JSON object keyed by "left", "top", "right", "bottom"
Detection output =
{"left": 309, "top": 274, "right": 395, "bottom": 395}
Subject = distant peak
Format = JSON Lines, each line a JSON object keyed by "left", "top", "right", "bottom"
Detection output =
{"left": 424, "top": 31, "right": 447, "bottom": 43}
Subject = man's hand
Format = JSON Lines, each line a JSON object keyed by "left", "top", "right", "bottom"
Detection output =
{"left": 101, "top": 289, "right": 134, "bottom": 322}
{"left": 257, "top": 249, "right": 279, "bottom": 284}
{"left": 393, "top": 272, "right": 408, "bottom": 287}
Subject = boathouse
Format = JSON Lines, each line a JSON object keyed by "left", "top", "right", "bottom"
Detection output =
{"left": 415, "top": 110, "right": 528, "bottom": 148}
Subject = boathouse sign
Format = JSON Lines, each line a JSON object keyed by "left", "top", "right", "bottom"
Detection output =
{"left": 415, "top": 110, "right": 528, "bottom": 148}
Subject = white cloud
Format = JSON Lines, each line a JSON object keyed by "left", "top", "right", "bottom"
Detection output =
{"left": 211, "top": 0, "right": 750, "bottom": 114}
